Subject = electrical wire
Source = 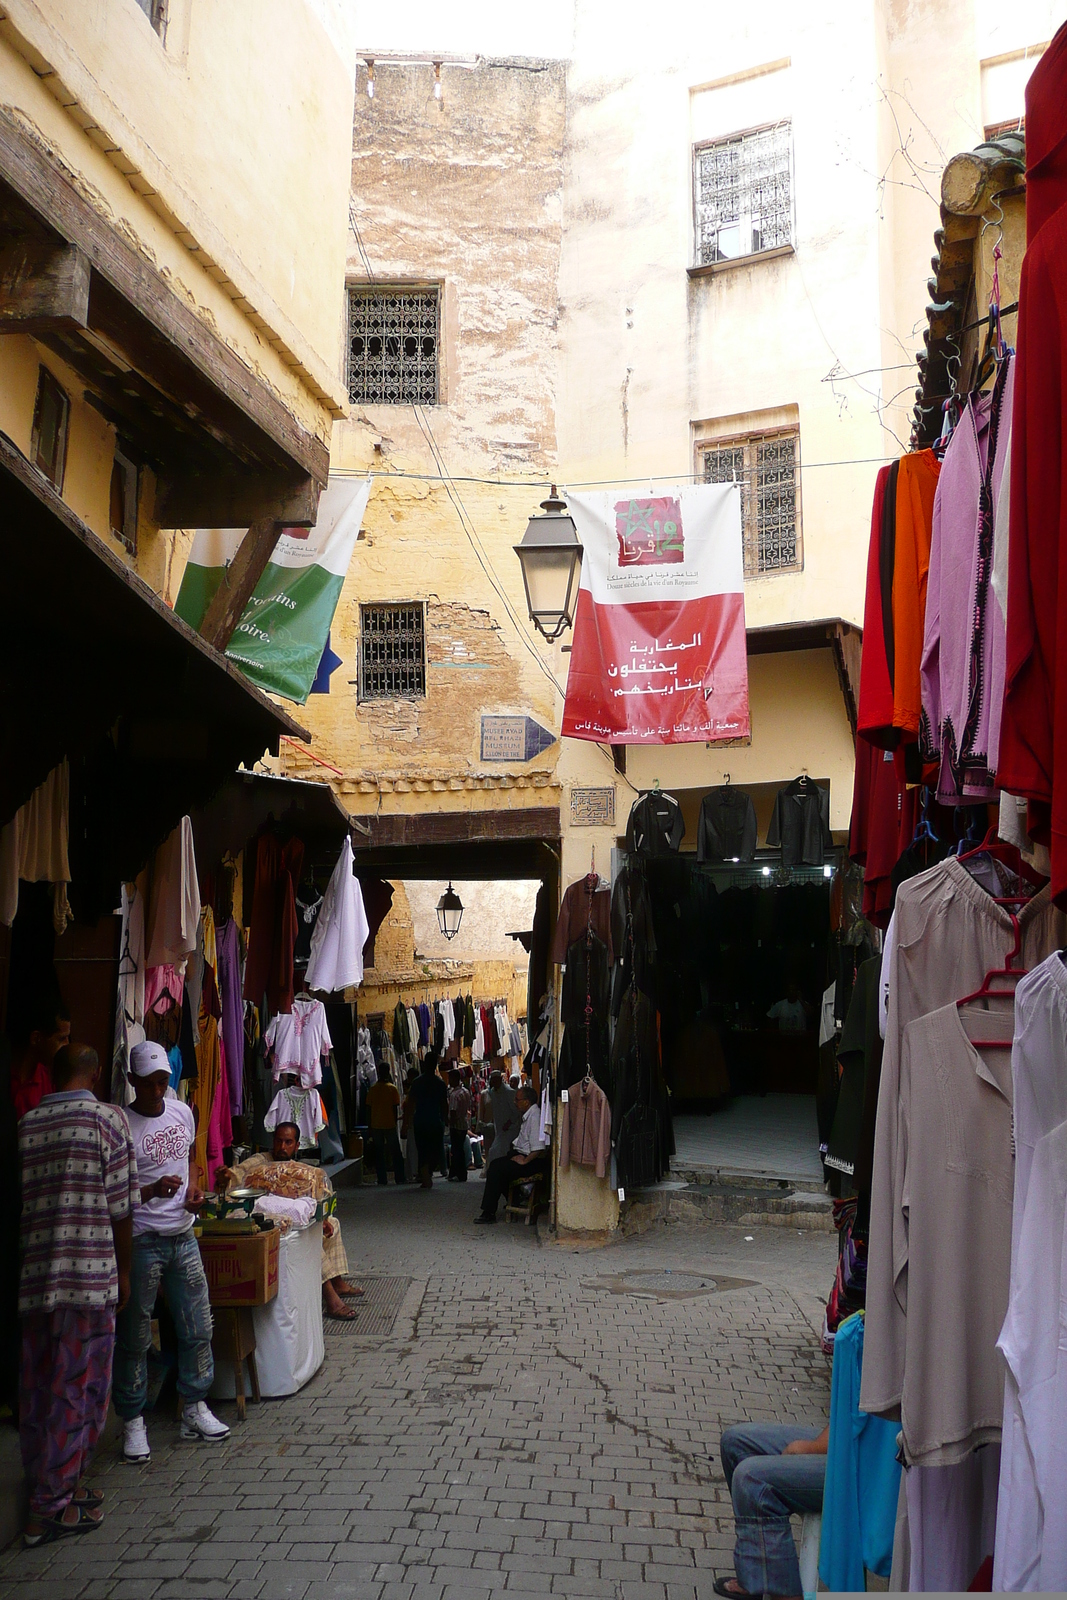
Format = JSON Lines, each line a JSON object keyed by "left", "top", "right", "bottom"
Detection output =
{"left": 330, "top": 454, "right": 903, "bottom": 490}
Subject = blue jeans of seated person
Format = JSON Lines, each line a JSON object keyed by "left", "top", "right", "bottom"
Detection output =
{"left": 113, "top": 1229, "right": 214, "bottom": 1419}
{"left": 720, "top": 1422, "right": 826, "bottom": 1596}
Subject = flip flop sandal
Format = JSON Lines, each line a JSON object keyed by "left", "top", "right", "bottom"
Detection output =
{"left": 338, "top": 1285, "right": 365, "bottom": 1298}
{"left": 24, "top": 1504, "right": 104, "bottom": 1546}
{"left": 71, "top": 1488, "right": 104, "bottom": 1508}
{"left": 324, "top": 1305, "right": 356, "bottom": 1320}
{"left": 712, "top": 1578, "right": 752, "bottom": 1599}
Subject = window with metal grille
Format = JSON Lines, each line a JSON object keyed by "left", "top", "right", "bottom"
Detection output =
{"left": 347, "top": 287, "right": 440, "bottom": 405}
{"left": 702, "top": 429, "right": 802, "bottom": 576}
{"left": 694, "top": 123, "right": 793, "bottom": 267}
{"left": 359, "top": 604, "right": 426, "bottom": 700}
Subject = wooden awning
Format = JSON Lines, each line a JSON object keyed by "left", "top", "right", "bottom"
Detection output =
{"left": 0, "top": 108, "right": 328, "bottom": 527}
{"left": 0, "top": 430, "right": 306, "bottom": 883}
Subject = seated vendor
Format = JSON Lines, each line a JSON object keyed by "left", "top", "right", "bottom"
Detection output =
{"left": 473, "top": 1082, "right": 549, "bottom": 1224}
{"left": 713, "top": 1419, "right": 828, "bottom": 1599}
{"left": 217, "top": 1122, "right": 361, "bottom": 1322}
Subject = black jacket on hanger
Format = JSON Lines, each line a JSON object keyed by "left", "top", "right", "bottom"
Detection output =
{"left": 697, "top": 787, "right": 758, "bottom": 863}
{"left": 625, "top": 791, "right": 685, "bottom": 856}
{"left": 768, "top": 776, "right": 832, "bottom": 866}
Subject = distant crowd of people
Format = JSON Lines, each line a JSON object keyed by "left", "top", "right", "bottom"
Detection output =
{"left": 363, "top": 1051, "right": 549, "bottom": 1221}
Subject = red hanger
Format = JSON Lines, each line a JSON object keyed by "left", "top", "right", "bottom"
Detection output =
{"left": 956, "top": 908, "right": 1021, "bottom": 1046}
{"left": 958, "top": 827, "right": 1046, "bottom": 891}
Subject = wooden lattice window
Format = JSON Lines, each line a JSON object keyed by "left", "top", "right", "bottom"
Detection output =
{"left": 702, "top": 429, "right": 802, "bottom": 577}
{"left": 359, "top": 604, "right": 426, "bottom": 700}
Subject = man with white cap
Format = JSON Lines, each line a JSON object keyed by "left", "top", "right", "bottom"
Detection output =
{"left": 112, "top": 1040, "right": 229, "bottom": 1461}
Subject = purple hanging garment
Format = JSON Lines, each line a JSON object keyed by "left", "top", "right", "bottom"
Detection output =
{"left": 216, "top": 917, "right": 245, "bottom": 1117}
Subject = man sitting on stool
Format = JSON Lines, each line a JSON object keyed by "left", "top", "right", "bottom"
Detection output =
{"left": 713, "top": 1420, "right": 828, "bottom": 1599}
{"left": 473, "top": 1083, "right": 548, "bottom": 1224}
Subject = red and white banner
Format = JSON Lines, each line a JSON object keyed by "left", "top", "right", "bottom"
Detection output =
{"left": 561, "top": 485, "right": 749, "bottom": 744}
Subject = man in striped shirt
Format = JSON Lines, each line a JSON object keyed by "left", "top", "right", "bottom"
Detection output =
{"left": 17, "top": 1042, "right": 136, "bottom": 1546}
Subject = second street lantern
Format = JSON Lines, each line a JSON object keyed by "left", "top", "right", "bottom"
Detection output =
{"left": 514, "top": 486, "right": 583, "bottom": 643}
{"left": 436, "top": 882, "right": 464, "bottom": 941}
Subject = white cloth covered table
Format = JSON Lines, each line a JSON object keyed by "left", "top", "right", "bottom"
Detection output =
{"left": 211, "top": 1221, "right": 324, "bottom": 1400}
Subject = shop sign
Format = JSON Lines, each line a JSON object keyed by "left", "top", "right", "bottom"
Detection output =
{"left": 561, "top": 484, "right": 750, "bottom": 745}
{"left": 480, "top": 715, "right": 556, "bottom": 762}
{"left": 570, "top": 787, "right": 616, "bottom": 828}
{"left": 174, "top": 477, "right": 372, "bottom": 705}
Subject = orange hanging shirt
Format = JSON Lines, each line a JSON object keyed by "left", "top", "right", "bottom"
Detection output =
{"left": 891, "top": 449, "right": 941, "bottom": 739}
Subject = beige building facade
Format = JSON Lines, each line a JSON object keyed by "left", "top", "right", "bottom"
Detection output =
{"left": 0, "top": 0, "right": 356, "bottom": 594}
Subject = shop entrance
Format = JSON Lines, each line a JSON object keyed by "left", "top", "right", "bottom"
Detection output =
{"left": 626, "top": 852, "right": 839, "bottom": 1184}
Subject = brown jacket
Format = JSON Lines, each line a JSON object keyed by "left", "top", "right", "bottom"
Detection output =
{"left": 559, "top": 1077, "right": 611, "bottom": 1179}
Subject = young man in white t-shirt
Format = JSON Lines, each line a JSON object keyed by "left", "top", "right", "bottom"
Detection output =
{"left": 112, "top": 1040, "right": 230, "bottom": 1462}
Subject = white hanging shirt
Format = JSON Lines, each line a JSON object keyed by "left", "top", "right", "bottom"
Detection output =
{"left": 146, "top": 816, "right": 200, "bottom": 968}
{"left": 264, "top": 1085, "right": 327, "bottom": 1150}
{"left": 305, "top": 837, "right": 369, "bottom": 993}
{"left": 994, "top": 953, "right": 1067, "bottom": 1591}
{"left": 264, "top": 998, "right": 332, "bottom": 1087}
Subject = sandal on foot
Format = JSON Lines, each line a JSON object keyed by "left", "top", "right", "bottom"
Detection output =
{"left": 324, "top": 1303, "right": 356, "bottom": 1320}
{"left": 71, "top": 1487, "right": 104, "bottom": 1508}
{"left": 24, "top": 1504, "right": 104, "bottom": 1546}
{"left": 712, "top": 1579, "right": 752, "bottom": 1599}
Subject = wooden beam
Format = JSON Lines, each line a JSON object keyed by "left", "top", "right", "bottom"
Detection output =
{"left": 198, "top": 515, "right": 286, "bottom": 651}
{"left": 0, "top": 109, "right": 328, "bottom": 485}
{"left": 360, "top": 806, "right": 562, "bottom": 850}
{"left": 0, "top": 237, "right": 89, "bottom": 333}
{"left": 156, "top": 469, "right": 320, "bottom": 529}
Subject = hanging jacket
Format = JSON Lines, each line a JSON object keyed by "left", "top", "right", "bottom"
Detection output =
{"left": 625, "top": 791, "right": 685, "bottom": 856}
{"left": 768, "top": 777, "right": 831, "bottom": 866}
{"left": 559, "top": 1076, "right": 612, "bottom": 1179}
{"left": 697, "top": 786, "right": 758, "bottom": 863}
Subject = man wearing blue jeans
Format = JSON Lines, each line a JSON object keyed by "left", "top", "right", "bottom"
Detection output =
{"left": 113, "top": 1042, "right": 229, "bottom": 1461}
{"left": 715, "top": 1421, "right": 828, "bottom": 1599}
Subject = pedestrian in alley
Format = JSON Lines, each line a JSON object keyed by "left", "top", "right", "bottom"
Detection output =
{"left": 713, "top": 1420, "right": 828, "bottom": 1598}
{"left": 408, "top": 1048, "right": 448, "bottom": 1189}
{"left": 8, "top": 999, "right": 70, "bottom": 1120}
{"left": 114, "top": 1040, "right": 229, "bottom": 1462}
{"left": 446, "top": 1067, "right": 472, "bottom": 1182}
{"left": 17, "top": 1041, "right": 136, "bottom": 1546}
{"left": 482, "top": 1067, "right": 520, "bottom": 1162}
{"left": 365, "top": 1063, "right": 405, "bottom": 1185}
{"left": 473, "top": 1081, "right": 550, "bottom": 1223}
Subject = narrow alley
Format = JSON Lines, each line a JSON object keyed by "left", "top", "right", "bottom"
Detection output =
{"left": 0, "top": 1187, "right": 833, "bottom": 1600}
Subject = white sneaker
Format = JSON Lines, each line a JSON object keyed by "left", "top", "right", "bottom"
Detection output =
{"left": 122, "top": 1417, "right": 151, "bottom": 1462}
{"left": 180, "top": 1400, "right": 230, "bottom": 1442}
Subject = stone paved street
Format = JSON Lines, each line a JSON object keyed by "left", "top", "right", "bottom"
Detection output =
{"left": 0, "top": 1179, "right": 835, "bottom": 1600}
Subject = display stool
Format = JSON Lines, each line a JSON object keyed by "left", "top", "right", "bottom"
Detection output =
{"left": 799, "top": 1511, "right": 821, "bottom": 1600}
{"left": 211, "top": 1307, "right": 260, "bottom": 1421}
{"left": 505, "top": 1173, "right": 545, "bottom": 1225}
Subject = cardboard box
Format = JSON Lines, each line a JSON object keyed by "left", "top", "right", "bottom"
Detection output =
{"left": 198, "top": 1227, "right": 279, "bottom": 1307}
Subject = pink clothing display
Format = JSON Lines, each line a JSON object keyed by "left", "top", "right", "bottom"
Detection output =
{"left": 920, "top": 355, "right": 1014, "bottom": 803}
{"left": 204, "top": 1035, "right": 233, "bottom": 1191}
{"left": 264, "top": 998, "right": 331, "bottom": 1088}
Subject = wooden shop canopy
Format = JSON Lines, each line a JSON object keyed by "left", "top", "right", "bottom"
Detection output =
{"left": 0, "top": 429, "right": 306, "bottom": 887}
{"left": 0, "top": 108, "right": 329, "bottom": 528}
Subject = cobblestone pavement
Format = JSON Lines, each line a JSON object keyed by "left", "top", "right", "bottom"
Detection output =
{"left": 0, "top": 1176, "right": 835, "bottom": 1600}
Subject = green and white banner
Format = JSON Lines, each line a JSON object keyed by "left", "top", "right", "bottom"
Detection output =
{"left": 175, "top": 477, "right": 371, "bottom": 705}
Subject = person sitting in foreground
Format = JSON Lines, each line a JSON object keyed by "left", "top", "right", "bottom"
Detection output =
{"left": 217, "top": 1121, "right": 361, "bottom": 1321}
{"left": 713, "top": 1419, "right": 828, "bottom": 1599}
{"left": 473, "top": 1082, "right": 549, "bottom": 1223}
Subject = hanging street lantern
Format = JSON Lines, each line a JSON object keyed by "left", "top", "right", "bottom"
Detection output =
{"left": 436, "top": 881, "right": 464, "bottom": 941}
{"left": 513, "top": 485, "right": 583, "bottom": 643}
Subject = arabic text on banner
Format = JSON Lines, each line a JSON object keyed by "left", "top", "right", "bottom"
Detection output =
{"left": 561, "top": 484, "right": 750, "bottom": 744}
